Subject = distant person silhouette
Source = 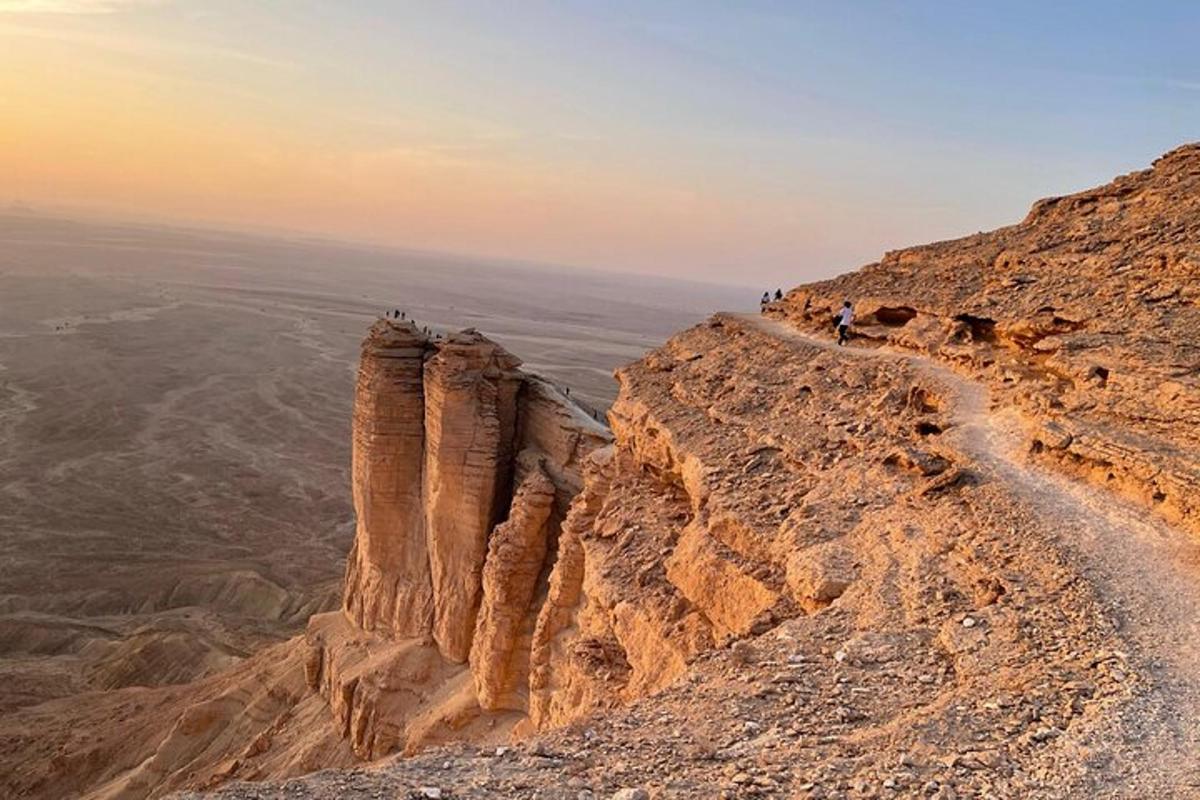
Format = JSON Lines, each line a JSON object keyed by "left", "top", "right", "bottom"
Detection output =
{"left": 835, "top": 301, "right": 854, "bottom": 345}
{"left": 760, "top": 292, "right": 770, "bottom": 313}
{"left": 774, "top": 289, "right": 783, "bottom": 300}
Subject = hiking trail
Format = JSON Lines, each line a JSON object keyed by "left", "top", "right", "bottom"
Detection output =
{"left": 743, "top": 312, "right": 1200, "bottom": 796}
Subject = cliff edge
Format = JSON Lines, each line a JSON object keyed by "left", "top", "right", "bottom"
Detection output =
{"left": 304, "top": 320, "right": 613, "bottom": 759}
{"left": 8, "top": 146, "right": 1200, "bottom": 800}
{"left": 186, "top": 144, "right": 1200, "bottom": 799}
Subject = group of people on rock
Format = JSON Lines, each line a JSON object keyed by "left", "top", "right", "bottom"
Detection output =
{"left": 382, "top": 308, "right": 603, "bottom": 415}
{"left": 757, "top": 291, "right": 855, "bottom": 345}
{"left": 759, "top": 288, "right": 784, "bottom": 311}
{"left": 384, "top": 309, "right": 438, "bottom": 337}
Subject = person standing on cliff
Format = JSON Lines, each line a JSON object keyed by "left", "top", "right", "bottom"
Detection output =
{"left": 836, "top": 300, "right": 854, "bottom": 345}
{"left": 774, "top": 288, "right": 783, "bottom": 300}
{"left": 760, "top": 292, "right": 770, "bottom": 312}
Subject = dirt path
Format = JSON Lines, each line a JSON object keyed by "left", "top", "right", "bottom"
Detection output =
{"left": 742, "top": 313, "right": 1200, "bottom": 797}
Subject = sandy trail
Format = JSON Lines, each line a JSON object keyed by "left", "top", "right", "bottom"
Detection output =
{"left": 742, "top": 313, "right": 1200, "bottom": 796}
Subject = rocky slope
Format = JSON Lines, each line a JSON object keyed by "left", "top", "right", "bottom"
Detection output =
{"left": 183, "top": 146, "right": 1200, "bottom": 798}
{"left": 770, "top": 143, "right": 1200, "bottom": 537}
{"left": 178, "top": 305, "right": 1182, "bottom": 798}
{"left": 11, "top": 145, "right": 1200, "bottom": 799}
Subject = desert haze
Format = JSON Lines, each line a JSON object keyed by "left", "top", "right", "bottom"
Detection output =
{"left": 0, "top": 210, "right": 744, "bottom": 722}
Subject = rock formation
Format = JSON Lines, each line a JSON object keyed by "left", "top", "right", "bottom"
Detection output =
{"left": 342, "top": 321, "right": 433, "bottom": 638}
{"left": 12, "top": 145, "right": 1200, "bottom": 800}
{"left": 421, "top": 331, "right": 522, "bottom": 662}
{"left": 304, "top": 321, "right": 611, "bottom": 758}
{"left": 470, "top": 464, "right": 555, "bottom": 711}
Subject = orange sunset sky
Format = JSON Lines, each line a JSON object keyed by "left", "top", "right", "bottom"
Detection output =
{"left": 3, "top": 1, "right": 1197, "bottom": 283}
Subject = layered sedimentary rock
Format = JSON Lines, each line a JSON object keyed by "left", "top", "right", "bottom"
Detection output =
{"left": 244, "top": 143, "right": 1200, "bottom": 796}
{"left": 470, "top": 464, "right": 556, "bottom": 711}
{"left": 342, "top": 321, "right": 433, "bottom": 637}
{"left": 307, "top": 321, "right": 611, "bottom": 757}
{"left": 422, "top": 331, "right": 523, "bottom": 662}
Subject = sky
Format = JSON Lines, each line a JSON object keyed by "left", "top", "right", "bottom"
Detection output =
{"left": 1, "top": 1, "right": 1198, "bottom": 285}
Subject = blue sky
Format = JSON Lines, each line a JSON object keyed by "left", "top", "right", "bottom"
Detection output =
{"left": 2, "top": 1, "right": 1197, "bottom": 284}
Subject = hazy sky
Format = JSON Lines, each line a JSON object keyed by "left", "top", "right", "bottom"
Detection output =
{"left": 3, "top": 1, "right": 1198, "bottom": 285}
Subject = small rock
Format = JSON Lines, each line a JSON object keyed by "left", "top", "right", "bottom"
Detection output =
{"left": 961, "top": 617, "right": 977, "bottom": 628}
{"left": 1031, "top": 726, "right": 1061, "bottom": 742}
{"left": 418, "top": 789, "right": 443, "bottom": 800}
{"left": 610, "top": 790, "right": 650, "bottom": 800}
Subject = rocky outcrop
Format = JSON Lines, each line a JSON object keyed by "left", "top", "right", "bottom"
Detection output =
{"left": 470, "top": 464, "right": 556, "bottom": 711}
{"left": 266, "top": 143, "right": 1200, "bottom": 797}
{"left": 768, "top": 143, "right": 1200, "bottom": 534}
{"left": 422, "top": 332, "right": 523, "bottom": 663}
{"left": 342, "top": 321, "right": 433, "bottom": 638}
{"left": 308, "top": 321, "right": 611, "bottom": 757}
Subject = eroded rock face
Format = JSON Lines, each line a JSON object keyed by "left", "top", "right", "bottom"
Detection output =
{"left": 470, "top": 463, "right": 556, "bottom": 711}
{"left": 342, "top": 321, "right": 433, "bottom": 638}
{"left": 311, "top": 321, "right": 611, "bottom": 757}
{"left": 422, "top": 332, "right": 523, "bottom": 663}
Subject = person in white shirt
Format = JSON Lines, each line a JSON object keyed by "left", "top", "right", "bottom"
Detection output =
{"left": 836, "top": 301, "right": 854, "bottom": 345}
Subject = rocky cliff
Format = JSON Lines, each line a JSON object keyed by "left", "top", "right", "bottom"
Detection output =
{"left": 9, "top": 146, "right": 1200, "bottom": 800}
{"left": 188, "top": 144, "right": 1200, "bottom": 798}
{"left": 304, "top": 321, "right": 612, "bottom": 759}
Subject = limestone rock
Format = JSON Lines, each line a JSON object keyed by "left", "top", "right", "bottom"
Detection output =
{"left": 313, "top": 321, "right": 611, "bottom": 755}
{"left": 785, "top": 542, "right": 856, "bottom": 611}
{"left": 470, "top": 463, "right": 556, "bottom": 711}
{"left": 771, "top": 142, "right": 1200, "bottom": 534}
{"left": 422, "top": 331, "right": 523, "bottom": 663}
{"left": 342, "top": 320, "right": 434, "bottom": 638}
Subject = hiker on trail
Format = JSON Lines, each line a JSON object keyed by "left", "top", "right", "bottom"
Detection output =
{"left": 400, "top": 311, "right": 406, "bottom": 320}
{"left": 774, "top": 288, "right": 783, "bottom": 301}
{"left": 760, "top": 292, "right": 770, "bottom": 312}
{"left": 835, "top": 300, "right": 854, "bottom": 346}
